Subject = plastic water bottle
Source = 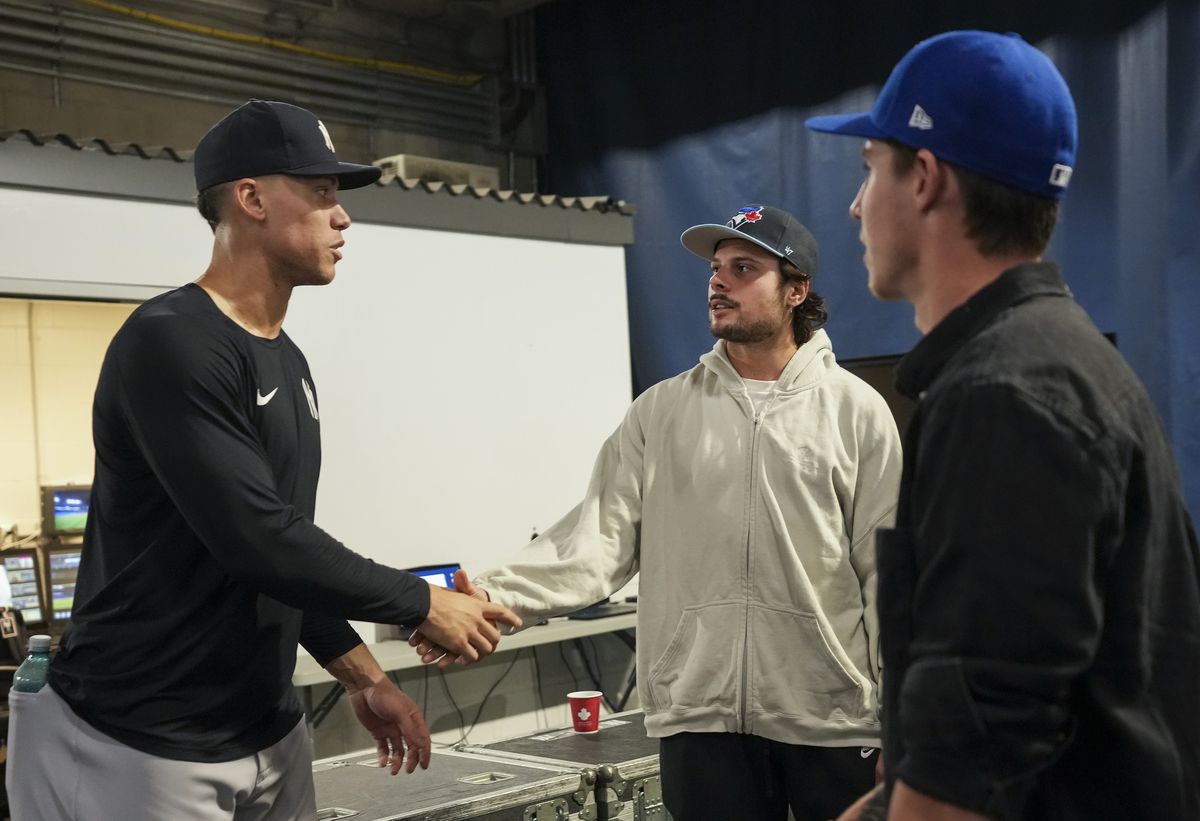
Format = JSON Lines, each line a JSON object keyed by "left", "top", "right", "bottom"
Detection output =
{"left": 12, "top": 634, "right": 51, "bottom": 693}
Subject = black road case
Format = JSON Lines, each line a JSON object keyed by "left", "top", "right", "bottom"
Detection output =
{"left": 460, "top": 710, "right": 665, "bottom": 820}
{"left": 313, "top": 711, "right": 666, "bottom": 820}
{"left": 313, "top": 747, "right": 586, "bottom": 821}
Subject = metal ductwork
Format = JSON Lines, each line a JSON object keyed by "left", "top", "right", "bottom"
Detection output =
{"left": 0, "top": 1, "right": 501, "bottom": 145}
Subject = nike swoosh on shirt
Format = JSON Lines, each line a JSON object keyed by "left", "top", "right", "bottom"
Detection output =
{"left": 256, "top": 387, "right": 279, "bottom": 406}
{"left": 860, "top": 747, "right": 876, "bottom": 759}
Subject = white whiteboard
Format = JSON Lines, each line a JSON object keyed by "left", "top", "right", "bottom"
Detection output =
{"left": 3, "top": 186, "right": 634, "bottom": 641}
{"left": 285, "top": 224, "right": 634, "bottom": 640}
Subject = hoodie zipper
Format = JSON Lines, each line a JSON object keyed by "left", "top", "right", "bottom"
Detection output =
{"left": 740, "top": 392, "right": 773, "bottom": 733}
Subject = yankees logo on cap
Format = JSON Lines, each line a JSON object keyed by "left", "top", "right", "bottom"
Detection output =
{"left": 193, "top": 99, "right": 382, "bottom": 192}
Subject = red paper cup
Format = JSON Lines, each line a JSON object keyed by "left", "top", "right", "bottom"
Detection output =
{"left": 567, "top": 690, "right": 602, "bottom": 733}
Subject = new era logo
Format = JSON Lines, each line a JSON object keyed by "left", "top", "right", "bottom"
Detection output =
{"left": 1049, "top": 163, "right": 1073, "bottom": 188}
{"left": 908, "top": 105, "right": 934, "bottom": 130}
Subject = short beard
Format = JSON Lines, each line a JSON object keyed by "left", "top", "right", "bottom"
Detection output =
{"left": 710, "top": 299, "right": 792, "bottom": 344}
{"left": 711, "top": 317, "right": 782, "bottom": 344}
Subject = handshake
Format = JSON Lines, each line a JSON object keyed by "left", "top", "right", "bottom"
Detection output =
{"left": 411, "top": 569, "right": 516, "bottom": 668}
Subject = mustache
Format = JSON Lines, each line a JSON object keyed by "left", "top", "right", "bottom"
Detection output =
{"left": 709, "top": 295, "right": 737, "bottom": 309}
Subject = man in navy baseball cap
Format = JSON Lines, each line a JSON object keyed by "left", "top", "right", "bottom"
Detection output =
{"left": 5, "top": 96, "right": 525, "bottom": 820}
{"left": 808, "top": 30, "right": 1200, "bottom": 821}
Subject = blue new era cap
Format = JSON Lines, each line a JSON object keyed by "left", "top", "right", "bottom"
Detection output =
{"left": 806, "top": 31, "right": 1077, "bottom": 200}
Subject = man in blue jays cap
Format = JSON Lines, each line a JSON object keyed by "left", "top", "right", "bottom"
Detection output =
{"left": 807, "top": 30, "right": 1200, "bottom": 821}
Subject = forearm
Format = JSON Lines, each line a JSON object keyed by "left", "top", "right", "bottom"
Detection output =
{"left": 889, "top": 781, "right": 991, "bottom": 821}
{"left": 848, "top": 413, "right": 901, "bottom": 685}
{"left": 324, "top": 642, "right": 389, "bottom": 694}
{"left": 480, "top": 418, "right": 643, "bottom": 616}
{"left": 479, "top": 514, "right": 637, "bottom": 617}
{"left": 301, "top": 611, "right": 366, "bottom": 666}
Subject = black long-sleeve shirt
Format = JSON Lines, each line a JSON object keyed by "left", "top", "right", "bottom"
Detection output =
{"left": 877, "top": 263, "right": 1200, "bottom": 819}
{"left": 49, "top": 283, "right": 430, "bottom": 762}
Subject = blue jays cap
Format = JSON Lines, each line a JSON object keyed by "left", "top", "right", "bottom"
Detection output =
{"left": 681, "top": 205, "right": 819, "bottom": 277}
{"left": 193, "top": 99, "right": 382, "bottom": 192}
{"left": 806, "top": 31, "right": 1077, "bottom": 200}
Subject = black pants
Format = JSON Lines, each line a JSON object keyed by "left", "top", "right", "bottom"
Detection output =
{"left": 659, "top": 732, "right": 877, "bottom": 821}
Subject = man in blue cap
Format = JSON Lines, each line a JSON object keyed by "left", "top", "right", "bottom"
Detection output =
{"left": 807, "top": 30, "right": 1200, "bottom": 821}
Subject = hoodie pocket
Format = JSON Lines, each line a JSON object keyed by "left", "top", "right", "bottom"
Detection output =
{"left": 749, "top": 605, "right": 868, "bottom": 719}
{"left": 645, "top": 602, "right": 742, "bottom": 713}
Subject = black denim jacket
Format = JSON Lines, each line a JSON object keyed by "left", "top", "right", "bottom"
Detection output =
{"left": 877, "top": 262, "right": 1200, "bottom": 819}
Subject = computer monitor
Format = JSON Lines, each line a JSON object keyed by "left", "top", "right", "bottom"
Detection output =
{"left": 41, "top": 484, "right": 91, "bottom": 538}
{"left": 43, "top": 545, "right": 82, "bottom": 630}
{"left": 1, "top": 548, "right": 46, "bottom": 628}
{"left": 407, "top": 563, "right": 461, "bottom": 590}
{"left": 374, "top": 562, "right": 461, "bottom": 642}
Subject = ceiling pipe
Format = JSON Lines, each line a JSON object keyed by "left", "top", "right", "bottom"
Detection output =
{"left": 0, "top": 1, "right": 500, "bottom": 143}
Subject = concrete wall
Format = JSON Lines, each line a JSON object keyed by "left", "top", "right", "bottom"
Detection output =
{"left": 0, "top": 68, "right": 539, "bottom": 191}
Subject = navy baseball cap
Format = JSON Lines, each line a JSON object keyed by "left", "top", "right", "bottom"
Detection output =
{"left": 681, "top": 205, "right": 819, "bottom": 277}
{"left": 193, "top": 99, "right": 382, "bottom": 192}
{"left": 806, "top": 31, "right": 1077, "bottom": 200}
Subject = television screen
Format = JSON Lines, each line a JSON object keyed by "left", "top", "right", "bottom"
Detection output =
{"left": 41, "top": 485, "right": 91, "bottom": 537}
{"left": 2, "top": 549, "right": 45, "bottom": 625}
{"left": 46, "top": 547, "right": 82, "bottom": 625}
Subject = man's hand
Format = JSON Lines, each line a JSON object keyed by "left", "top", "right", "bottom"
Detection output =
{"left": 888, "top": 780, "right": 992, "bottom": 821}
{"left": 407, "top": 629, "right": 461, "bottom": 669}
{"left": 346, "top": 678, "right": 431, "bottom": 775}
{"left": 325, "top": 644, "right": 431, "bottom": 775}
{"left": 417, "top": 571, "right": 519, "bottom": 665}
{"left": 451, "top": 569, "right": 489, "bottom": 602}
{"left": 410, "top": 570, "right": 495, "bottom": 668}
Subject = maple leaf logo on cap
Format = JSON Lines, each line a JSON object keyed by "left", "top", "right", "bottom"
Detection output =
{"left": 728, "top": 205, "right": 764, "bottom": 230}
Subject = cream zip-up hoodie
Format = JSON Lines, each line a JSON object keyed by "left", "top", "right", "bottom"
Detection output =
{"left": 477, "top": 330, "right": 902, "bottom": 747}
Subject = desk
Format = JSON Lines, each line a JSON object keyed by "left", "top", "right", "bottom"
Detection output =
{"left": 293, "top": 613, "right": 637, "bottom": 725}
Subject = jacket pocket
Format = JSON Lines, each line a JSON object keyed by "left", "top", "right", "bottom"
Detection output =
{"left": 749, "top": 604, "right": 868, "bottom": 719}
{"left": 645, "top": 602, "right": 742, "bottom": 713}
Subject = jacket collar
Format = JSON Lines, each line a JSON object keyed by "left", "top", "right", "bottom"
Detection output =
{"left": 701, "top": 328, "right": 834, "bottom": 393}
{"left": 895, "top": 261, "right": 1071, "bottom": 398}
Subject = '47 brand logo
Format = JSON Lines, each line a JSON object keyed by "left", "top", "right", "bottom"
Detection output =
{"left": 727, "top": 205, "right": 764, "bottom": 229}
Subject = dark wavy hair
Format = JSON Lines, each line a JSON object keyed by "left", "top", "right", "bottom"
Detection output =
{"left": 781, "top": 258, "right": 827, "bottom": 345}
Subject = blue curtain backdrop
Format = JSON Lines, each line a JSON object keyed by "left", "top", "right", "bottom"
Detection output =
{"left": 536, "top": 0, "right": 1200, "bottom": 518}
